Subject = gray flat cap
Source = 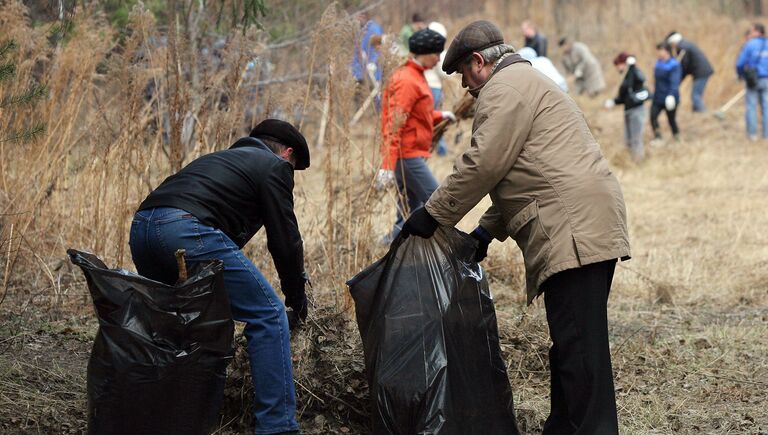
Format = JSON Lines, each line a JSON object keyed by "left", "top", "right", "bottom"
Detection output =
{"left": 442, "top": 20, "right": 505, "bottom": 74}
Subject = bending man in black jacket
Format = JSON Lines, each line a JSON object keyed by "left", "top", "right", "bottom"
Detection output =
{"left": 667, "top": 31, "right": 714, "bottom": 112}
{"left": 129, "top": 119, "right": 309, "bottom": 435}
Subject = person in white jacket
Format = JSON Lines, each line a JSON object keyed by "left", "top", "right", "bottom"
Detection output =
{"left": 518, "top": 47, "right": 568, "bottom": 93}
{"left": 424, "top": 21, "right": 450, "bottom": 155}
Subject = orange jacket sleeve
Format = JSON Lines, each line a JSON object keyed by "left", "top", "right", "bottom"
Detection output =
{"left": 432, "top": 110, "right": 443, "bottom": 125}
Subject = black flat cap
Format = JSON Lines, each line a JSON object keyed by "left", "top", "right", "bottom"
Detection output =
{"left": 409, "top": 28, "right": 446, "bottom": 55}
{"left": 442, "top": 20, "right": 504, "bottom": 74}
{"left": 250, "top": 119, "right": 310, "bottom": 170}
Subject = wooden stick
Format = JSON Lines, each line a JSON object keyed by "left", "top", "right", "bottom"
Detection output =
{"left": 431, "top": 92, "right": 475, "bottom": 151}
{"left": 175, "top": 249, "right": 187, "bottom": 284}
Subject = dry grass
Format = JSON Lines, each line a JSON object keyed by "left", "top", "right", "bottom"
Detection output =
{"left": 1, "top": 0, "right": 767, "bottom": 433}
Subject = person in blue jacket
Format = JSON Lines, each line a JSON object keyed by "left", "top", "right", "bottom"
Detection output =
{"left": 736, "top": 23, "right": 768, "bottom": 141}
{"left": 352, "top": 11, "right": 383, "bottom": 86}
{"left": 651, "top": 42, "right": 682, "bottom": 142}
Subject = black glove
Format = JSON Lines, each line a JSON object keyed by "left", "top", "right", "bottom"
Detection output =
{"left": 471, "top": 226, "right": 493, "bottom": 262}
{"left": 285, "top": 291, "right": 308, "bottom": 331}
{"left": 283, "top": 280, "right": 312, "bottom": 331}
{"left": 401, "top": 206, "right": 439, "bottom": 239}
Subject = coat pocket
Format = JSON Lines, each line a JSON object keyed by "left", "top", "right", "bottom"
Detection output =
{"left": 506, "top": 201, "right": 552, "bottom": 289}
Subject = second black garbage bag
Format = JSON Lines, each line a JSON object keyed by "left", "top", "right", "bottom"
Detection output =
{"left": 347, "top": 227, "right": 520, "bottom": 434}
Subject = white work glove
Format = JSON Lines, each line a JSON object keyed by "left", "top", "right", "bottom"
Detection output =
{"left": 665, "top": 95, "right": 676, "bottom": 111}
{"left": 441, "top": 111, "right": 457, "bottom": 122}
{"left": 603, "top": 99, "right": 616, "bottom": 109}
{"left": 375, "top": 169, "right": 395, "bottom": 191}
{"left": 574, "top": 67, "right": 584, "bottom": 79}
{"left": 366, "top": 62, "right": 377, "bottom": 75}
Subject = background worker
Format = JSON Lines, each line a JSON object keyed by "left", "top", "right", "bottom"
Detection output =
{"left": 518, "top": 46, "right": 568, "bottom": 92}
{"left": 666, "top": 31, "right": 714, "bottom": 113}
{"left": 377, "top": 28, "right": 455, "bottom": 244}
{"left": 401, "top": 21, "right": 630, "bottom": 434}
{"left": 605, "top": 52, "right": 649, "bottom": 162}
{"left": 651, "top": 43, "right": 682, "bottom": 142}
{"left": 559, "top": 36, "right": 606, "bottom": 96}
{"left": 522, "top": 20, "right": 548, "bottom": 57}
{"left": 352, "top": 11, "right": 384, "bottom": 88}
{"left": 129, "top": 119, "right": 310, "bottom": 435}
{"left": 736, "top": 23, "right": 768, "bottom": 141}
{"left": 398, "top": 13, "right": 427, "bottom": 55}
{"left": 424, "top": 21, "right": 451, "bottom": 156}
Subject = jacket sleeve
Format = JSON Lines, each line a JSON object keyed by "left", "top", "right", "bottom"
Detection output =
{"left": 572, "top": 45, "right": 586, "bottom": 78}
{"left": 670, "top": 63, "right": 682, "bottom": 95}
{"left": 381, "top": 77, "right": 419, "bottom": 170}
{"left": 478, "top": 204, "right": 509, "bottom": 241}
{"left": 426, "top": 83, "right": 533, "bottom": 226}
{"left": 614, "top": 74, "right": 628, "bottom": 105}
{"left": 432, "top": 110, "right": 444, "bottom": 125}
{"left": 679, "top": 48, "right": 692, "bottom": 78}
{"left": 736, "top": 43, "right": 752, "bottom": 77}
{"left": 261, "top": 162, "right": 307, "bottom": 302}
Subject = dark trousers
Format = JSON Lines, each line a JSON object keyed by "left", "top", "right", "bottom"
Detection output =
{"left": 650, "top": 102, "right": 679, "bottom": 137}
{"left": 541, "top": 260, "right": 619, "bottom": 435}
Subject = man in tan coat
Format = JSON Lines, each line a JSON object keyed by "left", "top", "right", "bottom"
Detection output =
{"left": 559, "top": 37, "right": 606, "bottom": 97}
{"left": 400, "top": 21, "right": 630, "bottom": 435}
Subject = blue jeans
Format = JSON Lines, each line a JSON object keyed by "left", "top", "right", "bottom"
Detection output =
{"left": 129, "top": 207, "right": 298, "bottom": 434}
{"left": 745, "top": 78, "right": 768, "bottom": 138}
{"left": 431, "top": 87, "right": 448, "bottom": 156}
{"left": 389, "top": 157, "right": 439, "bottom": 240}
{"left": 691, "top": 76, "right": 709, "bottom": 112}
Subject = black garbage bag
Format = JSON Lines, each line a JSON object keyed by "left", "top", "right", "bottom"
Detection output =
{"left": 68, "top": 249, "right": 234, "bottom": 435}
{"left": 347, "top": 228, "right": 520, "bottom": 434}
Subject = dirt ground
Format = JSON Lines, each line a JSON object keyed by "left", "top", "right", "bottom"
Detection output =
{"left": 2, "top": 97, "right": 767, "bottom": 434}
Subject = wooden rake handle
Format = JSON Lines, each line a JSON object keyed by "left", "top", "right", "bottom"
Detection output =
{"left": 175, "top": 249, "right": 188, "bottom": 285}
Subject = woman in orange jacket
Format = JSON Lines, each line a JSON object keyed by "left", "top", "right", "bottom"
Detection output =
{"left": 378, "top": 28, "right": 455, "bottom": 243}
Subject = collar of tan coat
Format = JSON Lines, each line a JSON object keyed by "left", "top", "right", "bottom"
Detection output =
{"left": 468, "top": 52, "right": 530, "bottom": 97}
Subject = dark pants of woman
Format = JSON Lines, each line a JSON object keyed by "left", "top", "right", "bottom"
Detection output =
{"left": 650, "top": 102, "right": 679, "bottom": 138}
{"left": 541, "top": 260, "right": 619, "bottom": 435}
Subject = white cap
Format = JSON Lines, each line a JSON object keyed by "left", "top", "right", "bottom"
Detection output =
{"left": 667, "top": 32, "right": 683, "bottom": 45}
{"left": 428, "top": 21, "right": 447, "bottom": 38}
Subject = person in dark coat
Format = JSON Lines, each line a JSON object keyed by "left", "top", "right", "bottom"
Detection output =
{"left": 666, "top": 32, "right": 714, "bottom": 112}
{"left": 522, "top": 20, "right": 548, "bottom": 57}
{"left": 651, "top": 43, "right": 682, "bottom": 141}
{"left": 129, "top": 119, "right": 310, "bottom": 435}
{"left": 605, "top": 52, "right": 648, "bottom": 162}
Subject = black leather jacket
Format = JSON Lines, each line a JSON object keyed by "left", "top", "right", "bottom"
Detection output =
{"left": 139, "top": 137, "right": 307, "bottom": 300}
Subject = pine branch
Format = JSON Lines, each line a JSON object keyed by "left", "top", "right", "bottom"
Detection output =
{"left": 0, "top": 84, "right": 48, "bottom": 108}
{"left": 0, "top": 40, "right": 16, "bottom": 59}
{"left": 0, "top": 63, "right": 15, "bottom": 82}
{"left": 2, "top": 122, "right": 47, "bottom": 143}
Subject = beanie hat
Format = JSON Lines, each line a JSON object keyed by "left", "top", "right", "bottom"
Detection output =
{"left": 249, "top": 119, "right": 310, "bottom": 170}
{"left": 409, "top": 28, "right": 446, "bottom": 55}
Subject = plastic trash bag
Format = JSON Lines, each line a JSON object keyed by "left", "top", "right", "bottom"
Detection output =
{"left": 68, "top": 250, "right": 234, "bottom": 435}
{"left": 347, "top": 228, "right": 520, "bottom": 434}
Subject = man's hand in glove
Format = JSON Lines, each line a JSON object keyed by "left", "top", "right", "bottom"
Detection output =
{"left": 441, "top": 111, "right": 457, "bottom": 122}
{"left": 285, "top": 293, "right": 308, "bottom": 331}
{"left": 470, "top": 226, "right": 493, "bottom": 262}
{"left": 401, "top": 206, "right": 439, "bottom": 239}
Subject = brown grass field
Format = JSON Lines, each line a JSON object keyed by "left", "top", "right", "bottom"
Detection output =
{"left": 0, "top": 0, "right": 766, "bottom": 433}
